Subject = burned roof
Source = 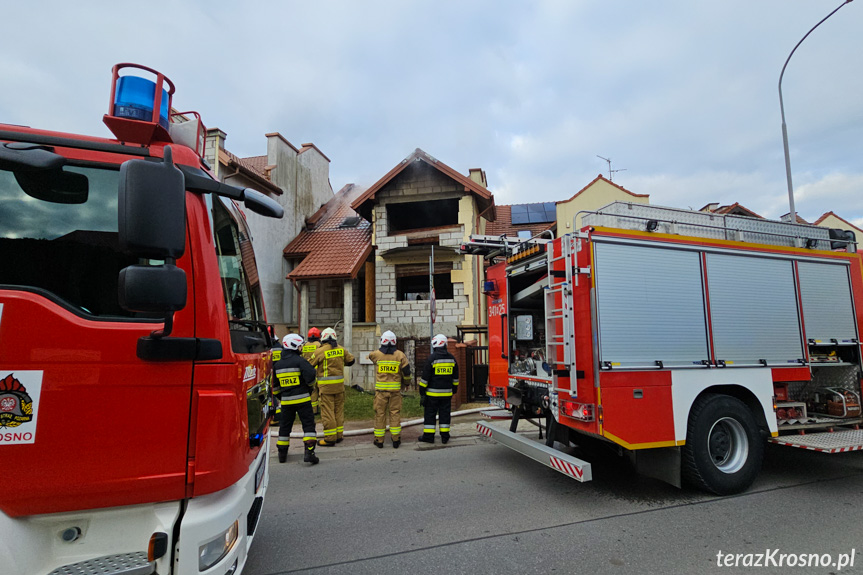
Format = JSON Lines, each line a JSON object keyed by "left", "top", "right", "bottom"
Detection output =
{"left": 283, "top": 184, "right": 372, "bottom": 280}
{"left": 350, "top": 148, "right": 495, "bottom": 221}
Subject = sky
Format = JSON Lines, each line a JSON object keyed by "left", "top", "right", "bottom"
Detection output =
{"left": 2, "top": 1, "right": 861, "bottom": 226}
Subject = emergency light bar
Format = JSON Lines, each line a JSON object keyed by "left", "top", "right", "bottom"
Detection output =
{"left": 104, "top": 63, "right": 176, "bottom": 146}
{"left": 114, "top": 75, "right": 170, "bottom": 128}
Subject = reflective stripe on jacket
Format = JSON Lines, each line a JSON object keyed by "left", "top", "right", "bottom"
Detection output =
{"left": 420, "top": 351, "right": 459, "bottom": 397}
{"left": 368, "top": 349, "right": 410, "bottom": 391}
{"left": 311, "top": 343, "right": 355, "bottom": 394}
{"left": 273, "top": 350, "right": 316, "bottom": 403}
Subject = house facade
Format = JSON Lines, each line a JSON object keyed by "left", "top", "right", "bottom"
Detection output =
{"left": 556, "top": 174, "right": 650, "bottom": 233}
{"left": 285, "top": 148, "right": 496, "bottom": 389}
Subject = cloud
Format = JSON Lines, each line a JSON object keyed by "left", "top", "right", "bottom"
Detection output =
{"left": 2, "top": 0, "right": 861, "bottom": 227}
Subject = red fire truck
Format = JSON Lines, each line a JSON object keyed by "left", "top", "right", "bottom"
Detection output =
{"left": 463, "top": 202, "right": 863, "bottom": 494}
{"left": 0, "top": 64, "right": 282, "bottom": 574}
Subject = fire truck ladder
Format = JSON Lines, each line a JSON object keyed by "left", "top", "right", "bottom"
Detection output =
{"left": 545, "top": 234, "right": 578, "bottom": 395}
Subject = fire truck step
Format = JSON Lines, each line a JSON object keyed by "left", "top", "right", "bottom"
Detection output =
{"left": 476, "top": 421, "right": 592, "bottom": 482}
{"left": 480, "top": 409, "right": 512, "bottom": 420}
{"left": 769, "top": 429, "right": 863, "bottom": 453}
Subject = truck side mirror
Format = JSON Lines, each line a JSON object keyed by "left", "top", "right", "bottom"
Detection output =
{"left": 118, "top": 264, "right": 187, "bottom": 313}
{"left": 118, "top": 146, "right": 187, "bottom": 339}
{"left": 243, "top": 188, "right": 284, "bottom": 218}
{"left": 118, "top": 146, "right": 185, "bottom": 259}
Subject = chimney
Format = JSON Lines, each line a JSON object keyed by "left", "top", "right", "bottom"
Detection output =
{"left": 265, "top": 132, "right": 299, "bottom": 189}
{"left": 205, "top": 127, "right": 227, "bottom": 177}
{"left": 468, "top": 168, "right": 488, "bottom": 188}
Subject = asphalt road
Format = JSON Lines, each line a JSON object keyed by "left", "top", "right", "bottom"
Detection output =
{"left": 245, "top": 420, "right": 863, "bottom": 575}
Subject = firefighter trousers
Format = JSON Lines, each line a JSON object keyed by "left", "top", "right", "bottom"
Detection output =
{"left": 422, "top": 395, "right": 452, "bottom": 438}
{"left": 374, "top": 389, "right": 402, "bottom": 443}
{"left": 278, "top": 400, "right": 317, "bottom": 451}
{"left": 319, "top": 391, "right": 345, "bottom": 444}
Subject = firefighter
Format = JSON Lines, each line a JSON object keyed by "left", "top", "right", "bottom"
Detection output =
{"left": 274, "top": 334, "right": 319, "bottom": 465}
{"left": 418, "top": 334, "right": 459, "bottom": 444}
{"left": 302, "top": 327, "right": 322, "bottom": 414}
{"left": 309, "top": 327, "right": 355, "bottom": 447}
{"left": 367, "top": 331, "right": 411, "bottom": 448}
{"left": 269, "top": 331, "right": 284, "bottom": 426}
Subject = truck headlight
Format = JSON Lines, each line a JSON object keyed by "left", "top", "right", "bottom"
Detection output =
{"left": 198, "top": 520, "right": 238, "bottom": 571}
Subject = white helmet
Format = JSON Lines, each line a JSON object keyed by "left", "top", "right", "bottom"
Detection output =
{"left": 282, "top": 334, "right": 304, "bottom": 351}
{"left": 381, "top": 330, "right": 397, "bottom": 346}
{"left": 432, "top": 334, "right": 448, "bottom": 348}
{"left": 321, "top": 327, "right": 337, "bottom": 341}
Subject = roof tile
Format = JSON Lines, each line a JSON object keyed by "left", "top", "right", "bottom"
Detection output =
{"left": 485, "top": 205, "right": 555, "bottom": 238}
{"left": 284, "top": 184, "right": 372, "bottom": 280}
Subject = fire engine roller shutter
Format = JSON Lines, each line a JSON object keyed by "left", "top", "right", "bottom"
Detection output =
{"left": 594, "top": 242, "right": 708, "bottom": 367}
{"left": 706, "top": 253, "right": 803, "bottom": 365}
{"left": 797, "top": 261, "right": 857, "bottom": 343}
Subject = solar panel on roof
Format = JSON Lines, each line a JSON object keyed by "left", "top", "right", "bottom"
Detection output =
{"left": 511, "top": 202, "right": 555, "bottom": 224}
{"left": 511, "top": 204, "right": 530, "bottom": 225}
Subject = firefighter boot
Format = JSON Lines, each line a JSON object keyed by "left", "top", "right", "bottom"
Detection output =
{"left": 418, "top": 434, "right": 435, "bottom": 444}
{"left": 441, "top": 432, "right": 450, "bottom": 445}
{"left": 392, "top": 439, "right": 401, "bottom": 449}
{"left": 278, "top": 448, "right": 288, "bottom": 463}
{"left": 303, "top": 441, "right": 319, "bottom": 465}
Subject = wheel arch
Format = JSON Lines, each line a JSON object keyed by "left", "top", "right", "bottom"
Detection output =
{"left": 691, "top": 384, "right": 771, "bottom": 435}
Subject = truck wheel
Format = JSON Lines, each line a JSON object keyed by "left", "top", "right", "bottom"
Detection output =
{"left": 682, "top": 393, "right": 764, "bottom": 495}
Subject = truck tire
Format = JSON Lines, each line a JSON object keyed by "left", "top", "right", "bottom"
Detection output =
{"left": 682, "top": 393, "right": 764, "bottom": 495}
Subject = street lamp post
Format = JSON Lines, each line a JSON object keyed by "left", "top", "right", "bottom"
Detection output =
{"left": 779, "top": 0, "right": 854, "bottom": 222}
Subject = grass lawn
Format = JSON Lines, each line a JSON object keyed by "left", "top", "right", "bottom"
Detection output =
{"left": 340, "top": 387, "right": 424, "bottom": 421}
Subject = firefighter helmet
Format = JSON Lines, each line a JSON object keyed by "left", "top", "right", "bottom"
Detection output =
{"left": 308, "top": 327, "right": 321, "bottom": 339}
{"left": 381, "top": 331, "right": 397, "bottom": 346}
{"left": 282, "top": 334, "right": 304, "bottom": 351}
{"left": 432, "top": 334, "right": 448, "bottom": 348}
{"left": 321, "top": 327, "right": 337, "bottom": 342}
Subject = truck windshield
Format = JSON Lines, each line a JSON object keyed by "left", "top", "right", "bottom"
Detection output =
{"left": 0, "top": 164, "right": 138, "bottom": 318}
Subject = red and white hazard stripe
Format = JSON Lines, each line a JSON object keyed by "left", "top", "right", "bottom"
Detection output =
{"left": 549, "top": 455, "right": 584, "bottom": 479}
{"left": 476, "top": 423, "right": 493, "bottom": 438}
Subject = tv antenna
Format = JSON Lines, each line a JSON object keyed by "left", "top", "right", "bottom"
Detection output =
{"left": 596, "top": 155, "right": 626, "bottom": 181}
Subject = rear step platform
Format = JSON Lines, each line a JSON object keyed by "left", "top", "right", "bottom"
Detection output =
{"left": 769, "top": 429, "right": 863, "bottom": 453}
{"left": 476, "top": 420, "right": 592, "bottom": 482}
{"left": 480, "top": 409, "right": 512, "bottom": 420}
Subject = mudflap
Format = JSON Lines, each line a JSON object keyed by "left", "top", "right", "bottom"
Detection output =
{"left": 627, "top": 446, "right": 682, "bottom": 489}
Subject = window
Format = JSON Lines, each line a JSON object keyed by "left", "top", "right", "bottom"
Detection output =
{"left": 211, "top": 197, "right": 267, "bottom": 352}
{"left": 387, "top": 199, "right": 459, "bottom": 233}
{"left": 0, "top": 163, "right": 139, "bottom": 318}
{"left": 395, "top": 262, "right": 454, "bottom": 301}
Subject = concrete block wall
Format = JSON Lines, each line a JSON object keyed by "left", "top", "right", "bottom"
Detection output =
{"left": 349, "top": 325, "right": 379, "bottom": 390}
{"left": 306, "top": 278, "right": 365, "bottom": 328}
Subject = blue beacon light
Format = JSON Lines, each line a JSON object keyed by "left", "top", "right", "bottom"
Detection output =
{"left": 113, "top": 75, "right": 169, "bottom": 129}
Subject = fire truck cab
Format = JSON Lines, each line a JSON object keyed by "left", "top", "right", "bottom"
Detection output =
{"left": 464, "top": 202, "right": 863, "bottom": 494}
{"left": 0, "top": 64, "right": 282, "bottom": 575}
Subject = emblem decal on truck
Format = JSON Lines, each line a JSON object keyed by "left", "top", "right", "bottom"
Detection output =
{"left": 0, "top": 371, "right": 42, "bottom": 444}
